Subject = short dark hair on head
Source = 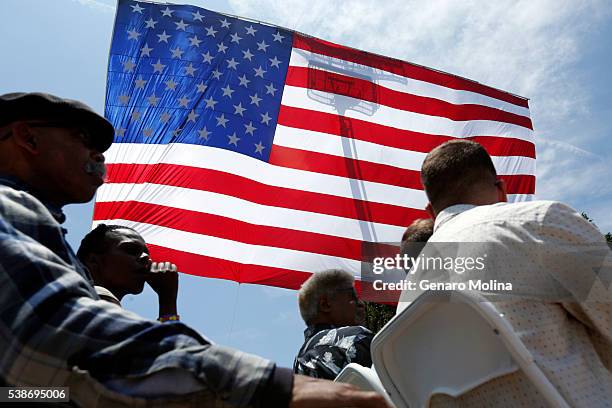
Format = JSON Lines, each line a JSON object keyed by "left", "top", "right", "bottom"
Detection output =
{"left": 400, "top": 218, "right": 434, "bottom": 258}
{"left": 77, "top": 224, "right": 138, "bottom": 262}
{"left": 401, "top": 218, "right": 434, "bottom": 243}
{"left": 421, "top": 140, "right": 497, "bottom": 211}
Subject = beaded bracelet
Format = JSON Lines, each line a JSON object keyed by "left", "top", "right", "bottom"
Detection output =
{"left": 158, "top": 314, "right": 180, "bottom": 322}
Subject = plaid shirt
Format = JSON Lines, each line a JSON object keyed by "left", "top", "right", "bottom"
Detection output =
{"left": 0, "top": 175, "right": 290, "bottom": 407}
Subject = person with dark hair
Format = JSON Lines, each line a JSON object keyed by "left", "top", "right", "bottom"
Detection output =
{"left": 399, "top": 218, "right": 434, "bottom": 262}
{"left": 0, "top": 92, "right": 391, "bottom": 408}
{"left": 294, "top": 269, "right": 374, "bottom": 380}
{"left": 398, "top": 139, "right": 612, "bottom": 406}
{"left": 77, "top": 224, "right": 179, "bottom": 321}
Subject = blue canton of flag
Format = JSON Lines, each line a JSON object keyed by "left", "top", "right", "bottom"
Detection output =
{"left": 106, "top": 0, "right": 293, "bottom": 161}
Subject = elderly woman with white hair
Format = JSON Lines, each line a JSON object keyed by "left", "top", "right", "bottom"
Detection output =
{"left": 293, "top": 269, "right": 374, "bottom": 380}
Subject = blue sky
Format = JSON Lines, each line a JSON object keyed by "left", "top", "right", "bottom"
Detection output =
{"left": 1, "top": 0, "right": 611, "bottom": 368}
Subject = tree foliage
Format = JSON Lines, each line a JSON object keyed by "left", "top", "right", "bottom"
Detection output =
{"left": 363, "top": 301, "right": 396, "bottom": 334}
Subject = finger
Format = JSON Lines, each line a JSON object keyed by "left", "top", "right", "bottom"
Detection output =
{"left": 150, "top": 262, "right": 159, "bottom": 273}
{"left": 163, "top": 261, "right": 171, "bottom": 272}
{"left": 170, "top": 263, "right": 177, "bottom": 272}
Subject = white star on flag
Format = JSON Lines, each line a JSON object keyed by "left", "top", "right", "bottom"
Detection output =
{"left": 257, "top": 40, "right": 269, "bottom": 52}
{"left": 161, "top": 7, "right": 173, "bottom": 17}
{"left": 254, "top": 141, "right": 265, "bottom": 154}
{"left": 242, "top": 49, "right": 254, "bottom": 61}
{"left": 253, "top": 66, "right": 266, "bottom": 78}
{"left": 245, "top": 25, "right": 257, "bottom": 36}
{"left": 185, "top": 64, "right": 197, "bottom": 76}
{"left": 220, "top": 18, "right": 231, "bottom": 28}
{"left": 238, "top": 74, "right": 250, "bottom": 87}
{"left": 228, "top": 132, "right": 240, "bottom": 146}
{"left": 201, "top": 51, "right": 214, "bottom": 64}
{"left": 265, "top": 83, "right": 277, "bottom": 96}
{"left": 216, "top": 113, "right": 229, "bottom": 127}
{"left": 196, "top": 82, "right": 207, "bottom": 93}
{"left": 204, "top": 96, "right": 217, "bottom": 109}
{"left": 151, "top": 59, "right": 166, "bottom": 73}
{"left": 269, "top": 56, "right": 282, "bottom": 68}
{"left": 249, "top": 93, "right": 262, "bottom": 106}
{"left": 122, "top": 59, "right": 136, "bottom": 72}
{"left": 140, "top": 43, "right": 153, "bottom": 57}
{"left": 144, "top": 18, "right": 157, "bottom": 28}
{"left": 147, "top": 94, "right": 160, "bottom": 106}
{"left": 272, "top": 32, "right": 285, "bottom": 42}
{"left": 175, "top": 20, "right": 189, "bottom": 31}
{"left": 198, "top": 127, "right": 211, "bottom": 140}
{"left": 260, "top": 112, "right": 272, "bottom": 125}
{"left": 164, "top": 78, "right": 178, "bottom": 91}
{"left": 192, "top": 11, "right": 204, "bottom": 21}
{"left": 177, "top": 96, "right": 191, "bottom": 108}
{"left": 127, "top": 28, "right": 141, "bottom": 40}
{"left": 205, "top": 26, "right": 217, "bottom": 37}
{"left": 230, "top": 33, "right": 242, "bottom": 44}
{"left": 159, "top": 111, "right": 171, "bottom": 123}
{"left": 131, "top": 3, "right": 144, "bottom": 13}
{"left": 134, "top": 77, "right": 147, "bottom": 89}
{"left": 221, "top": 84, "right": 235, "bottom": 98}
{"left": 233, "top": 102, "right": 246, "bottom": 116}
{"left": 170, "top": 47, "right": 184, "bottom": 59}
{"left": 227, "top": 58, "right": 239, "bottom": 70}
{"left": 189, "top": 36, "right": 202, "bottom": 47}
{"left": 244, "top": 121, "right": 257, "bottom": 135}
{"left": 187, "top": 110, "right": 200, "bottom": 122}
{"left": 157, "top": 31, "right": 171, "bottom": 43}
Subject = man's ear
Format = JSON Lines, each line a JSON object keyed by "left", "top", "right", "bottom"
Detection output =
{"left": 11, "top": 122, "right": 40, "bottom": 155}
{"left": 425, "top": 203, "right": 436, "bottom": 219}
{"left": 83, "top": 253, "right": 102, "bottom": 273}
{"left": 318, "top": 294, "right": 332, "bottom": 314}
{"left": 495, "top": 179, "right": 508, "bottom": 203}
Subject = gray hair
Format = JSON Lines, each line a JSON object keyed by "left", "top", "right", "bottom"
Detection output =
{"left": 298, "top": 269, "right": 355, "bottom": 325}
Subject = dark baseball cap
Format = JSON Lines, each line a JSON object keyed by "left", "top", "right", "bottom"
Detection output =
{"left": 0, "top": 92, "right": 115, "bottom": 152}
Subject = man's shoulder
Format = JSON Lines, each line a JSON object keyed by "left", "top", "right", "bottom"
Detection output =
{"left": 435, "top": 200, "right": 575, "bottom": 238}
{"left": 0, "top": 183, "right": 56, "bottom": 227}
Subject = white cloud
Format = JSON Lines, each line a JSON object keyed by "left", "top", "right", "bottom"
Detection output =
{"left": 69, "top": 0, "right": 114, "bottom": 13}
{"left": 229, "top": 0, "right": 612, "bottom": 231}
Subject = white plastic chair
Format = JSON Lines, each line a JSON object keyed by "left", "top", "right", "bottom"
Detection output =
{"left": 371, "top": 290, "right": 570, "bottom": 408}
{"left": 334, "top": 363, "right": 395, "bottom": 406}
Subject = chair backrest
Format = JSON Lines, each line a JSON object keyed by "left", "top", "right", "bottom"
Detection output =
{"left": 371, "top": 290, "right": 569, "bottom": 408}
{"left": 334, "top": 363, "right": 395, "bottom": 406}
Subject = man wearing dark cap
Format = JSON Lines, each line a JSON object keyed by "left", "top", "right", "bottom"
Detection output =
{"left": 0, "top": 92, "right": 390, "bottom": 408}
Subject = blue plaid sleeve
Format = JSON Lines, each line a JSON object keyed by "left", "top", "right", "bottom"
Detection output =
{"left": 0, "top": 184, "right": 278, "bottom": 407}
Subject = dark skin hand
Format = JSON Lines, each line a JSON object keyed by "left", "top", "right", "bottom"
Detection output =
{"left": 146, "top": 262, "right": 179, "bottom": 317}
{"left": 290, "top": 375, "right": 392, "bottom": 408}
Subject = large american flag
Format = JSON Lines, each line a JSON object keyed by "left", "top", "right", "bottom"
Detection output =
{"left": 95, "top": 0, "right": 535, "bottom": 290}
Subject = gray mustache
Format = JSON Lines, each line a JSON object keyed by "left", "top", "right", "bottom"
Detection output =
{"left": 84, "top": 161, "right": 107, "bottom": 179}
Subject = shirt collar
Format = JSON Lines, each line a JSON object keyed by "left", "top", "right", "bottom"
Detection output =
{"left": 434, "top": 204, "right": 476, "bottom": 232}
{"left": 304, "top": 323, "right": 336, "bottom": 341}
{"left": 0, "top": 174, "right": 66, "bottom": 224}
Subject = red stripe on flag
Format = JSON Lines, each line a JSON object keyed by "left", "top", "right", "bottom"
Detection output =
{"left": 499, "top": 174, "right": 536, "bottom": 194}
{"left": 293, "top": 34, "right": 529, "bottom": 109}
{"left": 285, "top": 66, "right": 533, "bottom": 129}
{"left": 105, "top": 163, "right": 428, "bottom": 227}
{"left": 269, "top": 145, "right": 423, "bottom": 189}
{"left": 269, "top": 145, "right": 535, "bottom": 194}
{"left": 148, "top": 244, "right": 312, "bottom": 289}
{"left": 94, "top": 201, "right": 400, "bottom": 261}
{"left": 278, "top": 105, "right": 536, "bottom": 158}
